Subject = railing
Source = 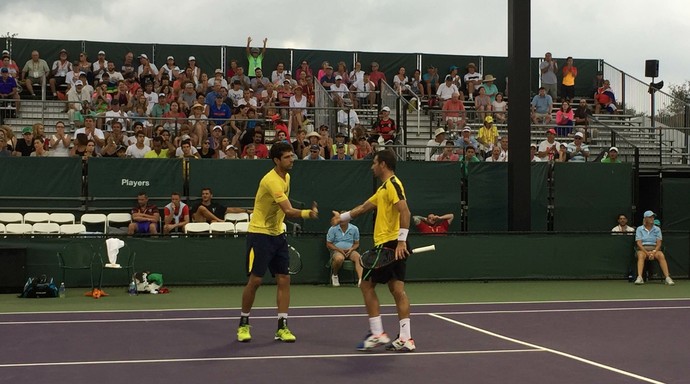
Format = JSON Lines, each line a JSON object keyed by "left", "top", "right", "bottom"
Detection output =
{"left": 314, "top": 79, "right": 336, "bottom": 134}
{"left": 603, "top": 61, "right": 689, "bottom": 161}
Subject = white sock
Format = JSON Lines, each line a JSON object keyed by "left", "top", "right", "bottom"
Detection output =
{"left": 399, "top": 318, "right": 411, "bottom": 340}
{"left": 241, "top": 312, "right": 250, "bottom": 317}
{"left": 369, "top": 316, "right": 384, "bottom": 335}
{"left": 278, "top": 313, "right": 288, "bottom": 319}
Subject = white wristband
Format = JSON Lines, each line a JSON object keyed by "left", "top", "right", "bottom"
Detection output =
{"left": 398, "top": 228, "right": 409, "bottom": 241}
{"left": 340, "top": 211, "right": 352, "bottom": 223}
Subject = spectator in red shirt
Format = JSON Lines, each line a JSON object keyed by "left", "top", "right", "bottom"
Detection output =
{"left": 128, "top": 192, "right": 160, "bottom": 235}
{"left": 369, "top": 61, "right": 386, "bottom": 86}
{"left": 414, "top": 213, "right": 454, "bottom": 234}
{"left": 371, "top": 106, "right": 396, "bottom": 144}
{"left": 241, "top": 131, "right": 269, "bottom": 158}
{"left": 163, "top": 192, "right": 190, "bottom": 234}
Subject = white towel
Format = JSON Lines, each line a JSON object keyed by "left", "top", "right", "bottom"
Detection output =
{"left": 105, "top": 238, "right": 125, "bottom": 267}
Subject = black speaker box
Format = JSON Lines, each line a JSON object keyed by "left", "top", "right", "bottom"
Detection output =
{"left": 645, "top": 60, "right": 659, "bottom": 78}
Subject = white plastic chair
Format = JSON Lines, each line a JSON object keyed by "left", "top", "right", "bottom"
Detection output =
{"left": 184, "top": 222, "right": 210, "bottom": 234}
{"left": 107, "top": 213, "right": 132, "bottom": 229}
{"left": 80, "top": 213, "right": 108, "bottom": 233}
{"left": 24, "top": 212, "right": 51, "bottom": 224}
{"left": 5, "top": 223, "right": 33, "bottom": 234}
{"left": 234, "top": 222, "right": 249, "bottom": 233}
{"left": 282, "top": 222, "right": 288, "bottom": 233}
{"left": 0, "top": 212, "right": 24, "bottom": 224}
{"left": 224, "top": 212, "right": 250, "bottom": 223}
{"left": 32, "top": 222, "right": 61, "bottom": 234}
{"left": 210, "top": 222, "right": 235, "bottom": 234}
{"left": 0, "top": 223, "right": 5, "bottom": 233}
{"left": 59, "top": 224, "right": 87, "bottom": 235}
{"left": 49, "top": 213, "right": 76, "bottom": 225}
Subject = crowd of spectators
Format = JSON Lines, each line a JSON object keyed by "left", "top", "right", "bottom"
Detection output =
{"left": 0, "top": 45, "right": 623, "bottom": 162}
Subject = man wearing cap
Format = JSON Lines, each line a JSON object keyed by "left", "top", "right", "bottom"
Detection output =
{"left": 21, "top": 50, "right": 50, "bottom": 98}
{"left": 222, "top": 144, "right": 239, "bottom": 159}
{"left": 463, "top": 63, "right": 482, "bottom": 100}
{"left": 330, "top": 75, "right": 353, "bottom": 108}
{"left": 246, "top": 36, "right": 267, "bottom": 77}
{"left": 436, "top": 75, "right": 459, "bottom": 107}
{"left": 540, "top": 52, "right": 558, "bottom": 100}
{"left": 0, "top": 67, "right": 20, "bottom": 112}
{"left": 480, "top": 74, "right": 499, "bottom": 102}
{"left": 49, "top": 49, "right": 72, "bottom": 97}
{"left": 151, "top": 93, "right": 171, "bottom": 123}
{"left": 372, "top": 106, "right": 397, "bottom": 144}
{"left": 426, "top": 128, "right": 447, "bottom": 161}
{"left": 634, "top": 211, "right": 674, "bottom": 285}
{"left": 566, "top": 132, "right": 589, "bottom": 162}
{"left": 12, "top": 127, "right": 35, "bottom": 157}
{"left": 137, "top": 53, "right": 158, "bottom": 82}
{"left": 304, "top": 144, "right": 325, "bottom": 160}
{"left": 537, "top": 128, "right": 560, "bottom": 161}
{"left": 442, "top": 92, "right": 466, "bottom": 131}
{"left": 331, "top": 142, "right": 352, "bottom": 160}
{"left": 477, "top": 115, "right": 499, "bottom": 155}
{"left": 320, "top": 65, "right": 336, "bottom": 89}
{"left": 208, "top": 69, "right": 228, "bottom": 90}
{"left": 66, "top": 79, "right": 92, "bottom": 121}
{"left": 330, "top": 132, "right": 352, "bottom": 156}
{"left": 531, "top": 87, "right": 553, "bottom": 124}
{"left": 92, "top": 50, "right": 108, "bottom": 82}
{"left": 208, "top": 92, "right": 232, "bottom": 129}
{"left": 601, "top": 147, "right": 622, "bottom": 163}
{"left": 454, "top": 127, "right": 479, "bottom": 156}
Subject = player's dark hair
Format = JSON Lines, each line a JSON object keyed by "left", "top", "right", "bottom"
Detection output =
{"left": 270, "top": 142, "right": 293, "bottom": 162}
{"left": 374, "top": 149, "right": 397, "bottom": 171}
{"left": 138, "top": 191, "right": 147, "bottom": 197}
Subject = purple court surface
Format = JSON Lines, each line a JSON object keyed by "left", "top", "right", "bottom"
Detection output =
{"left": 1, "top": 299, "right": 689, "bottom": 383}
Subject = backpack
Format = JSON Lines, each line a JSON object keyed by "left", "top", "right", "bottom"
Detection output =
{"left": 19, "top": 275, "right": 58, "bottom": 298}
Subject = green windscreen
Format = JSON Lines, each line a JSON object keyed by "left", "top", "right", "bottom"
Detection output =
{"left": 662, "top": 178, "right": 690, "bottom": 230}
{"left": 0, "top": 157, "right": 83, "bottom": 208}
{"left": 553, "top": 163, "right": 632, "bottom": 231}
{"left": 86, "top": 158, "right": 184, "bottom": 209}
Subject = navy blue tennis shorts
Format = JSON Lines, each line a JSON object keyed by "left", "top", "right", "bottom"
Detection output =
{"left": 245, "top": 233, "right": 289, "bottom": 277}
{"left": 364, "top": 239, "right": 410, "bottom": 284}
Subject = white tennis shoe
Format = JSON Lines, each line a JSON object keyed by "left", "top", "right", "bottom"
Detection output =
{"left": 357, "top": 332, "right": 390, "bottom": 351}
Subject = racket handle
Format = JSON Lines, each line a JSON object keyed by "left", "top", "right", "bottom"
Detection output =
{"left": 412, "top": 245, "right": 435, "bottom": 254}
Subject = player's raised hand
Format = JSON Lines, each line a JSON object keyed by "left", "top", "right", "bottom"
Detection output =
{"left": 331, "top": 210, "right": 341, "bottom": 226}
{"left": 310, "top": 201, "right": 318, "bottom": 219}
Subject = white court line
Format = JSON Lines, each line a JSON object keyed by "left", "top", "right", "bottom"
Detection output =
{"left": 0, "top": 348, "right": 543, "bottom": 368}
{"left": 429, "top": 313, "right": 665, "bottom": 384}
{"left": 3, "top": 297, "right": 690, "bottom": 316}
{"left": 2, "top": 304, "right": 690, "bottom": 326}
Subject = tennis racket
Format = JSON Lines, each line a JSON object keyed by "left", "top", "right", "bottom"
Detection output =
{"left": 360, "top": 245, "right": 435, "bottom": 269}
{"left": 288, "top": 244, "right": 303, "bottom": 275}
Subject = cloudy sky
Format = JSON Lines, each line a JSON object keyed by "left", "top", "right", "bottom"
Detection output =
{"left": 2, "top": 0, "right": 688, "bottom": 87}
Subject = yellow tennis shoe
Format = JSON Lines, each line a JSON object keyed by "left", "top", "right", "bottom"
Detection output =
{"left": 275, "top": 327, "right": 296, "bottom": 342}
{"left": 237, "top": 324, "right": 252, "bottom": 342}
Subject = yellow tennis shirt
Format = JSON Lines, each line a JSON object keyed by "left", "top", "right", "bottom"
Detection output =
{"left": 249, "top": 169, "right": 289, "bottom": 236}
{"left": 367, "top": 175, "right": 406, "bottom": 246}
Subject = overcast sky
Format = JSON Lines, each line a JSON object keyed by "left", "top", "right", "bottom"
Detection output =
{"left": 2, "top": 0, "right": 688, "bottom": 87}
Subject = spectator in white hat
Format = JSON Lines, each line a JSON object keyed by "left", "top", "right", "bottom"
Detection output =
{"left": 566, "top": 132, "right": 589, "bottom": 162}
{"left": 601, "top": 147, "right": 621, "bottom": 163}
{"left": 634, "top": 210, "right": 674, "bottom": 285}
{"left": 426, "top": 127, "right": 447, "bottom": 161}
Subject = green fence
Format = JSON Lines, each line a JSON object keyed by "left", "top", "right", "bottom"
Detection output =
{"left": 662, "top": 178, "right": 690, "bottom": 231}
{"left": 7, "top": 231, "right": 688, "bottom": 288}
{"left": 0, "top": 157, "right": 83, "bottom": 209}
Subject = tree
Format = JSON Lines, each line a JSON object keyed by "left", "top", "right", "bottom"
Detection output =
{"left": 657, "top": 81, "right": 690, "bottom": 127}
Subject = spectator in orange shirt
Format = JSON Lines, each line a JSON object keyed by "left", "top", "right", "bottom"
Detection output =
{"left": 561, "top": 56, "right": 577, "bottom": 102}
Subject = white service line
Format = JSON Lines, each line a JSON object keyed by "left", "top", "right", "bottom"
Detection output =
{"left": 2, "top": 304, "right": 690, "bottom": 326}
{"left": 428, "top": 313, "right": 665, "bottom": 384}
{"left": 3, "top": 297, "right": 690, "bottom": 316}
{"left": 0, "top": 348, "right": 542, "bottom": 368}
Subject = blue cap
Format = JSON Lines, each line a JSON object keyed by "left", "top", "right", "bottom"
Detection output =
{"left": 0, "top": 67, "right": 8, "bottom": 73}
{"left": 643, "top": 210, "right": 655, "bottom": 218}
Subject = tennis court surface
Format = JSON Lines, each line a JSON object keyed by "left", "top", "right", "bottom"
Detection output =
{"left": 1, "top": 281, "right": 688, "bottom": 383}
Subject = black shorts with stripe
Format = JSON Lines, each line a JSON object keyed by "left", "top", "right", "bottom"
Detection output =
{"left": 245, "top": 233, "right": 289, "bottom": 277}
{"left": 364, "top": 239, "right": 410, "bottom": 284}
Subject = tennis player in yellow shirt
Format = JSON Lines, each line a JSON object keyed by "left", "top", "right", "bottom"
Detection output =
{"left": 237, "top": 142, "right": 318, "bottom": 343}
{"left": 331, "top": 149, "right": 415, "bottom": 352}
